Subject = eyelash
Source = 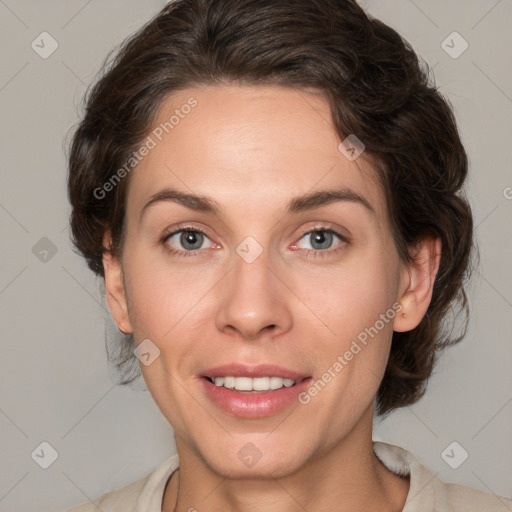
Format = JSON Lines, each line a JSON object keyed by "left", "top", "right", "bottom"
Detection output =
{"left": 160, "top": 224, "right": 348, "bottom": 259}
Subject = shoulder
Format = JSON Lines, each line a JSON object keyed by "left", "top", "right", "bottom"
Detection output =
{"left": 373, "top": 441, "right": 512, "bottom": 512}
{"left": 431, "top": 477, "right": 512, "bottom": 511}
{"left": 66, "top": 476, "right": 148, "bottom": 512}
{"left": 66, "top": 454, "right": 179, "bottom": 512}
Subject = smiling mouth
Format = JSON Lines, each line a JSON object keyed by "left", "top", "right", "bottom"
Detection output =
{"left": 203, "top": 375, "right": 308, "bottom": 392}
{"left": 200, "top": 373, "right": 313, "bottom": 418}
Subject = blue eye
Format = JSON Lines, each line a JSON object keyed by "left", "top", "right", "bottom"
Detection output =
{"left": 162, "top": 228, "right": 213, "bottom": 256}
{"left": 298, "top": 230, "right": 340, "bottom": 251}
{"left": 161, "top": 225, "right": 348, "bottom": 259}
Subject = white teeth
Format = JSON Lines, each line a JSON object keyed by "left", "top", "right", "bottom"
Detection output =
{"left": 234, "top": 377, "right": 253, "bottom": 391}
{"left": 269, "top": 376, "right": 283, "bottom": 390}
{"left": 210, "top": 376, "right": 298, "bottom": 391}
{"left": 223, "top": 376, "right": 235, "bottom": 389}
{"left": 252, "top": 377, "right": 270, "bottom": 391}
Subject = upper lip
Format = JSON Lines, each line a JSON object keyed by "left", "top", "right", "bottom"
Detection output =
{"left": 201, "top": 364, "right": 310, "bottom": 381}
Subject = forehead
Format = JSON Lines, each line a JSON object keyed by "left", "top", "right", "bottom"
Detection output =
{"left": 125, "top": 83, "right": 387, "bottom": 224}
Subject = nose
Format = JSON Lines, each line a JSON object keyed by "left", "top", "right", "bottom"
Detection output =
{"left": 214, "top": 245, "right": 293, "bottom": 341}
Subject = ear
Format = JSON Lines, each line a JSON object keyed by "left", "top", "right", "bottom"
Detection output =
{"left": 102, "top": 231, "right": 132, "bottom": 334}
{"left": 393, "top": 235, "right": 442, "bottom": 332}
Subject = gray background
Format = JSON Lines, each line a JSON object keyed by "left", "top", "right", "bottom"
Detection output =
{"left": 0, "top": 1, "right": 511, "bottom": 510}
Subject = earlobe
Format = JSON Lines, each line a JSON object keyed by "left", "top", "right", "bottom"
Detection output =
{"left": 393, "top": 236, "right": 442, "bottom": 333}
{"left": 102, "top": 231, "right": 132, "bottom": 335}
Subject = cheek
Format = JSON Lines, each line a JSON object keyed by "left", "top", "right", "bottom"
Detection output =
{"left": 125, "top": 267, "right": 202, "bottom": 337}
{"left": 121, "top": 242, "right": 170, "bottom": 330}
{"left": 298, "top": 258, "right": 399, "bottom": 387}
{"left": 300, "top": 258, "right": 397, "bottom": 333}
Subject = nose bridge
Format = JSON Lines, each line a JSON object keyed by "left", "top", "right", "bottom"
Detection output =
{"left": 215, "top": 237, "right": 292, "bottom": 339}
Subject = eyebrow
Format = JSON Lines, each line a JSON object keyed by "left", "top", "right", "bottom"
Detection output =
{"left": 139, "top": 186, "right": 375, "bottom": 222}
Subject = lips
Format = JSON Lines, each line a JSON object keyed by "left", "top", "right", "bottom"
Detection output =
{"left": 198, "top": 363, "right": 313, "bottom": 418}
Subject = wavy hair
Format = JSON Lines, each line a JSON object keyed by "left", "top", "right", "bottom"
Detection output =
{"left": 66, "top": 0, "right": 475, "bottom": 417}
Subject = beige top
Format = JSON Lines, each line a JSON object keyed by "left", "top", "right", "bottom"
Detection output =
{"left": 67, "top": 441, "right": 512, "bottom": 511}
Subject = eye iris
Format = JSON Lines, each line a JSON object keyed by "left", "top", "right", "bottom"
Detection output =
{"left": 181, "top": 231, "right": 203, "bottom": 250}
{"left": 310, "top": 231, "right": 333, "bottom": 250}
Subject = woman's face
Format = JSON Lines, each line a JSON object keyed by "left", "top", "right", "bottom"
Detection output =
{"left": 106, "top": 84, "right": 412, "bottom": 478}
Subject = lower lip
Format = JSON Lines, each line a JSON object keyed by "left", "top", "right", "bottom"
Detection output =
{"left": 200, "top": 377, "right": 313, "bottom": 418}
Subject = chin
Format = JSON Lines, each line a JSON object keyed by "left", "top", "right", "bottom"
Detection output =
{"left": 194, "top": 435, "right": 311, "bottom": 480}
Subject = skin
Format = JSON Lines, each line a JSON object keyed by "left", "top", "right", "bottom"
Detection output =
{"left": 103, "top": 84, "right": 441, "bottom": 512}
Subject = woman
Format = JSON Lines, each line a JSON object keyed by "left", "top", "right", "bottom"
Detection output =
{"left": 65, "top": 0, "right": 512, "bottom": 510}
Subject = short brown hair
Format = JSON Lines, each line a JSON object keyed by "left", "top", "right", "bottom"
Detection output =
{"left": 66, "top": 0, "right": 475, "bottom": 417}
